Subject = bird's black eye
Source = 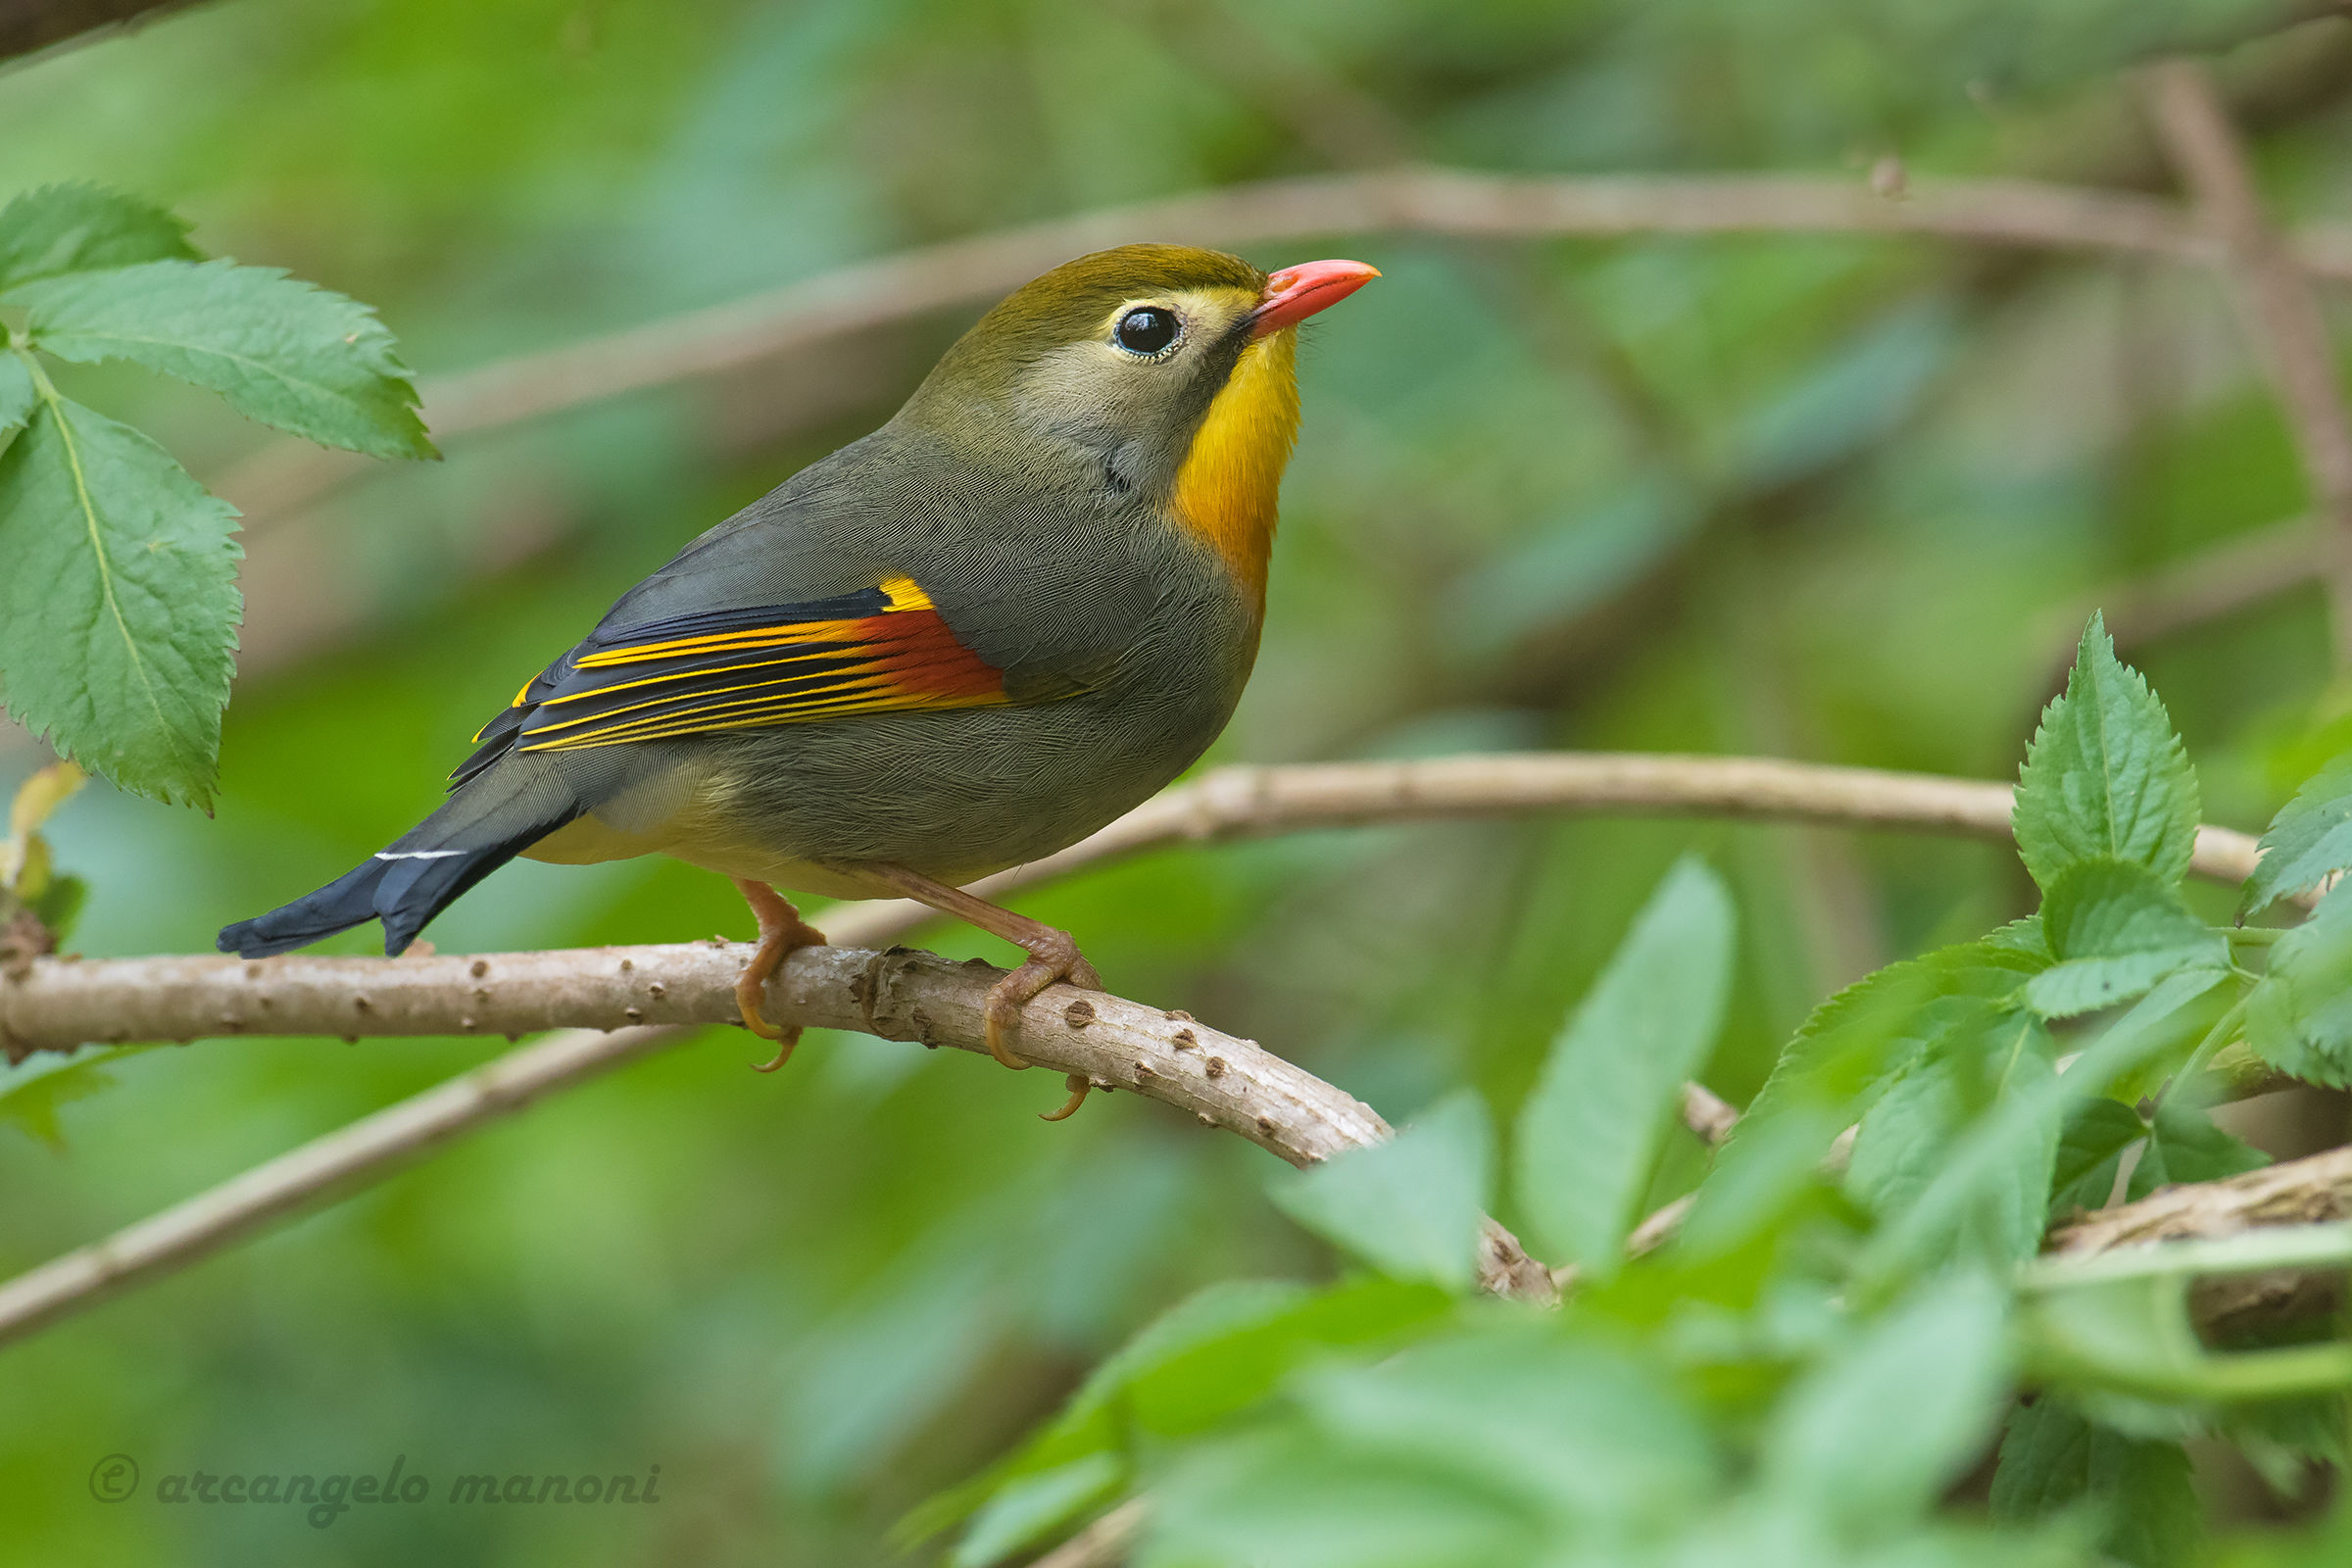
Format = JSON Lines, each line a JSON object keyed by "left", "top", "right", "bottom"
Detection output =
{"left": 1114, "top": 307, "right": 1179, "bottom": 357}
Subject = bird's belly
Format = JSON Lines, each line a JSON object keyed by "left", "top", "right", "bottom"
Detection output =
{"left": 690, "top": 680, "right": 1237, "bottom": 894}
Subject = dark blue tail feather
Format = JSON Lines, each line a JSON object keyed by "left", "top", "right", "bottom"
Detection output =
{"left": 217, "top": 808, "right": 579, "bottom": 958}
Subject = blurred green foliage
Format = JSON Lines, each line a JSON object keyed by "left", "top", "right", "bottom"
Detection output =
{"left": 7, "top": 0, "right": 2352, "bottom": 1562}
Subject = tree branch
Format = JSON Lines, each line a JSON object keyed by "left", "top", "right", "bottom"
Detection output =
{"left": 214, "top": 165, "right": 2352, "bottom": 531}
{"left": 2048, "top": 1143, "right": 2352, "bottom": 1341}
{"left": 2144, "top": 60, "right": 2352, "bottom": 663}
{"left": 0, "top": 753, "right": 2269, "bottom": 1056}
{"left": 0, "top": 749, "right": 2269, "bottom": 1348}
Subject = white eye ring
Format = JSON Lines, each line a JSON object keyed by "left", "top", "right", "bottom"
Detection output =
{"left": 1111, "top": 306, "right": 1183, "bottom": 360}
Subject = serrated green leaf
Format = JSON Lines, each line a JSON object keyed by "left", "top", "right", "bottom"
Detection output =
{"left": 1512, "top": 856, "right": 1735, "bottom": 1276}
{"left": 2013, "top": 614, "right": 2200, "bottom": 894}
{"left": 0, "top": 183, "right": 196, "bottom": 291}
{"left": 2247, "top": 883, "right": 2352, "bottom": 1089}
{"left": 1851, "top": 1006, "right": 2061, "bottom": 1281}
{"left": 1863, "top": 967, "right": 2231, "bottom": 1293}
{"left": 16, "top": 259, "right": 435, "bottom": 460}
{"left": 1761, "top": 1272, "right": 2012, "bottom": 1536}
{"left": 2046, "top": 1097, "right": 2266, "bottom": 1222}
{"left": 1684, "top": 939, "right": 2045, "bottom": 1256}
{"left": 0, "top": 353, "right": 31, "bottom": 436}
{"left": 2048, "top": 1098, "right": 2144, "bottom": 1217}
{"left": 1270, "top": 1092, "right": 1492, "bottom": 1291}
{"left": 1990, "top": 1398, "right": 2198, "bottom": 1568}
{"left": 2025, "top": 859, "right": 2228, "bottom": 1019}
{"left": 2243, "top": 751, "right": 2352, "bottom": 917}
{"left": 0, "top": 392, "right": 241, "bottom": 807}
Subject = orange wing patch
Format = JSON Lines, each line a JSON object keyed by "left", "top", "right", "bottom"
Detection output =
{"left": 462, "top": 576, "right": 1009, "bottom": 767}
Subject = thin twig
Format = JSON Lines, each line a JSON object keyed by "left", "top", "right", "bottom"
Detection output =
{"left": 0, "top": 753, "right": 2270, "bottom": 1055}
{"left": 2144, "top": 60, "right": 2352, "bottom": 662}
{"left": 213, "top": 164, "right": 2352, "bottom": 530}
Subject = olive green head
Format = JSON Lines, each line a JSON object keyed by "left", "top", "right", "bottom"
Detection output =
{"left": 900, "top": 243, "right": 1275, "bottom": 500}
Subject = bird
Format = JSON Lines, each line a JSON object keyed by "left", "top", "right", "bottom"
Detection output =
{"left": 218, "top": 244, "right": 1378, "bottom": 1117}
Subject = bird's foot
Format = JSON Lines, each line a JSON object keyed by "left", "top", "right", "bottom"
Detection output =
{"left": 730, "top": 878, "right": 829, "bottom": 1070}
{"left": 982, "top": 925, "right": 1102, "bottom": 1069}
{"left": 983, "top": 928, "right": 1105, "bottom": 1121}
{"left": 858, "top": 862, "right": 1107, "bottom": 1121}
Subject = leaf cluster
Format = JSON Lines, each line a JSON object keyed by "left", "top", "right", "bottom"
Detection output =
{"left": 0, "top": 184, "right": 432, "bottom": 808}
{"left": 916, "top": 617, "right": 2352, "bottom": 1568}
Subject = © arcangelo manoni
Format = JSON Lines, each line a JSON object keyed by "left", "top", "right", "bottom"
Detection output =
{"left": 148, "top": 1456, "right": 662, "bottom": 1528}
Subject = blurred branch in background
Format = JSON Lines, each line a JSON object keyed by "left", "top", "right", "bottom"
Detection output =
{"left": 0, "top": 750, "right": 2272, "bottom": 1350}
{"left": 0, "top": 0, "right": 197, "bottom": 70}
{"left": 214, "top": 166, "right": 2352, "bottom": 535}
{"left": 2143, "top": 58, "right": 2352, "bottom": 662}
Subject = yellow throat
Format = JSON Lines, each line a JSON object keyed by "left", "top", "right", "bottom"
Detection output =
{"left": 1170, "top": 327, "right": 1300, "bottom": 605}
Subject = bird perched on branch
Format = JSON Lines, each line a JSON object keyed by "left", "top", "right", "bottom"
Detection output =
{"left": 218, "top": 245, "right": 1378, "bottom": 1117}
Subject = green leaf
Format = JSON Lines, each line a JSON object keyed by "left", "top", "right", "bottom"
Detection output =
{"left": 16, "top": 258, "right": 435, "bottom": 460}
{"left": 907, "top": 1275, "right": 1452, "bottom": 1545}
{"left": 2047, "top": 1098, "right": 2266, "bottom": 1221}
{"left": 1848, "top": 1006, "right": 2061, "bottom": 1281}
{"left": 950, "top": 1455, "right": 1122, "bottom": 1568}
{"left": 2132, "top": 1101, "right": 2268, "bottom": 1199}
{"left": 1293, "top": 1329, "right": 1720, "bottom": 1525}
{"left": 1512, "top": 856, "right": 1735, "bottom": 1276}
{"left": 29, "top": 873, "right": 86, "bottom": 944}
{"left": 0, "top": 1047, "right": 156, "bottom": 1151}
{"left": 1861, "top": 967, "right": 2230, "bottom": 1294}
{"left": 2247, "top": 883, "right": 2352, "bottom": 1088}
{"left": 0, "top": 183, "right": 197, "bottom": 291}
{"left": 1270, "top": 1091, "right": 1492, "bottom": 1292}
{"left": 2013, "top": 614, "right": 2199, "bottom": 894}
{"left": 1760, "top": 1272, "right": 2012, "bottom": 1537}
{"left": 2243, "top": 751, "right": 2352, "bottom": 917}
{"left": 2048, "top": 1098, "right": 2144, "bottom": 1217}
{"left": 0, "top": 393, "right": 241, "bottom": 807}
{"left": 1990, "top": 1398, "right": 2198, "bottom": 1568}
{"left": 1684, "top": 939, "right": 2046, "bottom": 1255}
{"left": 2025, "top": 859, "right": 2229, "bottom": 1019}
{"left": 0, "top": 353, "right": 31, "bottom": 436}
{"left": 1145, "top": 1425, "right": 1536, "bottom": 1568}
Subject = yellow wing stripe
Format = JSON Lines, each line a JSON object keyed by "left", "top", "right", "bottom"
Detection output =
{"left": 534, "top": 646, "right": 886, "bottom": 709}
{"left": 570, "top": 577, "right": 937, "bottom": 670}
{"left": 517, "top": 686, "right": 1004, "bottom": 752}
{"left": 518, "top": 662, "right": 901, "bottom": 740}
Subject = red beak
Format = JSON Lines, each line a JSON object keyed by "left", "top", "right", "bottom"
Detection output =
{"left": 1250, "top": 259, "right": 1381, "bottom": 337}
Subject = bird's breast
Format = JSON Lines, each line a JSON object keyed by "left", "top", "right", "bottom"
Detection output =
{"left": 1167, "top": 328, "right": 1300, "bottom": 606}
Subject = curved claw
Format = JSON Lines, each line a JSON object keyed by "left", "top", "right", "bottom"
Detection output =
{"left": 1040, "top": 1073, "right": 1093, "bottom": 1121}
{"left": 751, "top": 1028, "right": 803, "bottom": 1072}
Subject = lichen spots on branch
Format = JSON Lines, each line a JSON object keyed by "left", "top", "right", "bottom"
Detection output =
{"left": 1171, "top": 327, "right": 1299, "bottom": 604}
